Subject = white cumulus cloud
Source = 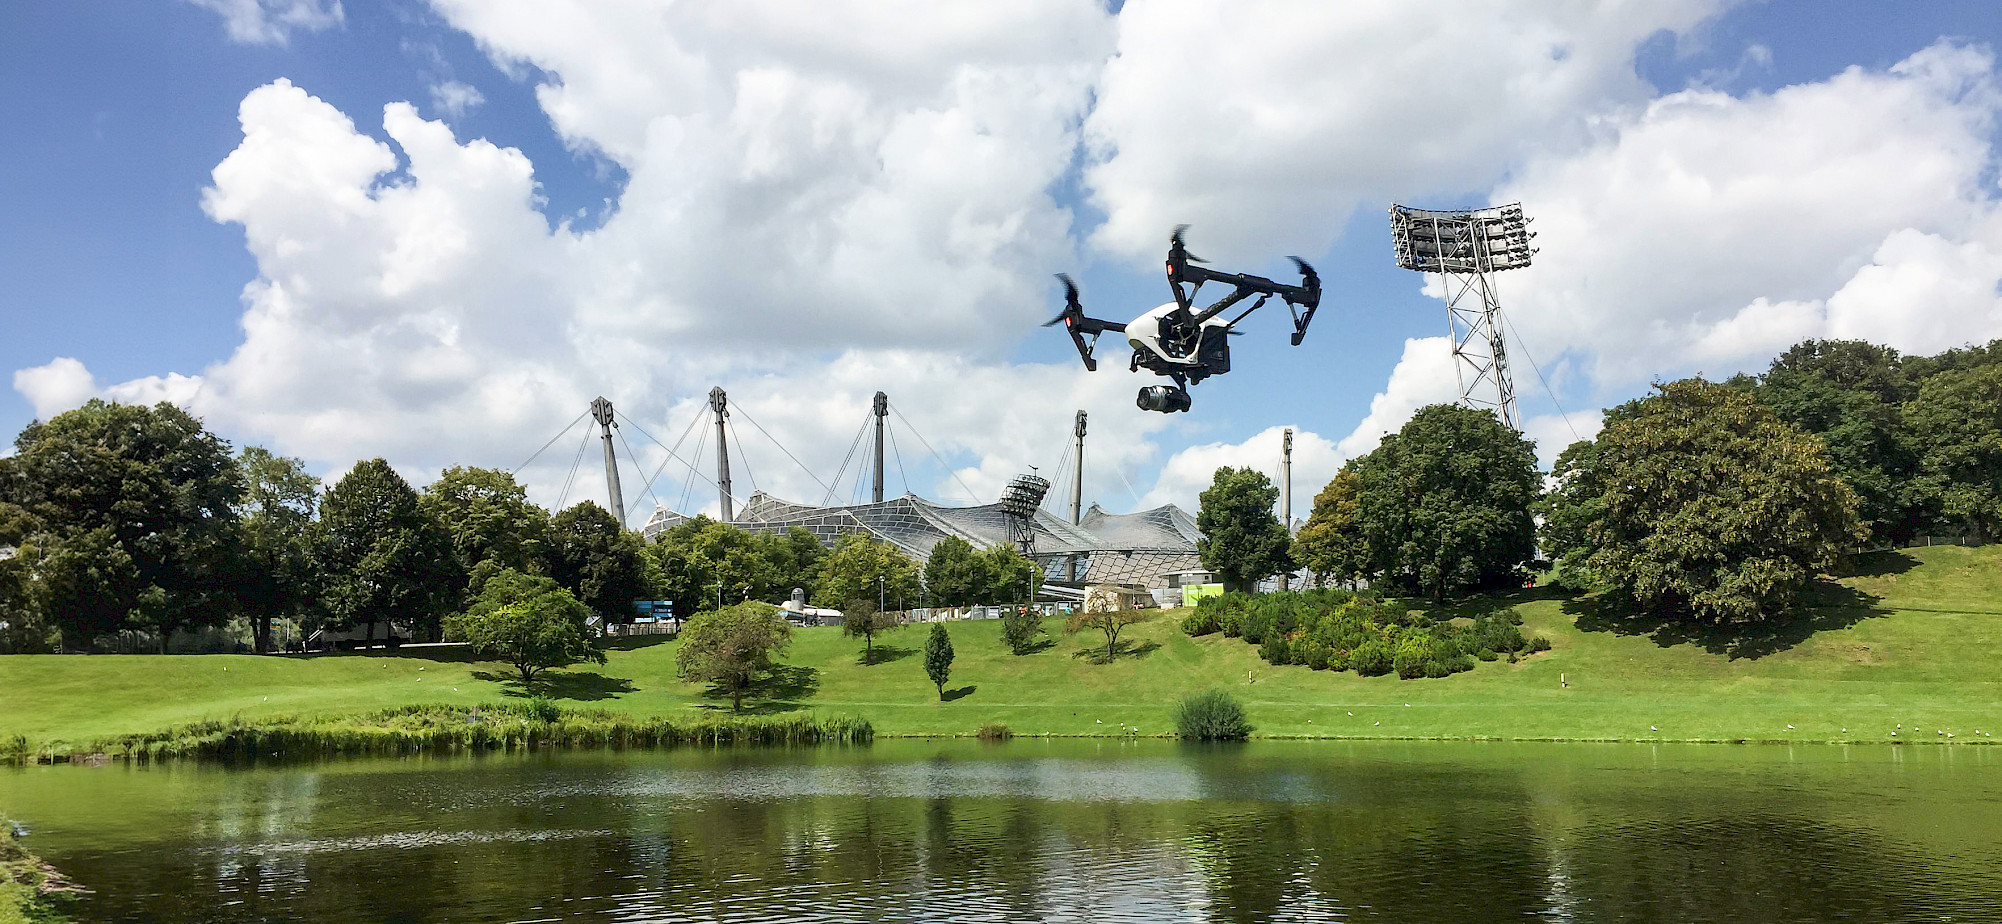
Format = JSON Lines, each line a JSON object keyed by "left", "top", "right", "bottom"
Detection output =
{"left": 187, "top": 0, "right": 343, "bottom": 46}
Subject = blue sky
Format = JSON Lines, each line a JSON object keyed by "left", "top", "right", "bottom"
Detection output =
{"left": 5, "top": 1, "right": 2001, "bottom": 518}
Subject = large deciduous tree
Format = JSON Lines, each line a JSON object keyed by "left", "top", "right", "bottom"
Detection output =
{"left": 1196, "top": 467, "right": 1293, "bottom": 593}
{"left": 1904, "top": 365, "right": 2002, "bottom": 544}
{"left": 420, "top": 466, "right": 549, "bottom": 581}
{"left": 316, "top": 458, "right": 457, "bottom": 641}
{"left": 818, "top": 533, "right": 920, "bottom": 613}
{"left": 0, "top": 400, "right": 243, "bottom": 651}
{"left": 1292, "top": 467, "right": 1368, "bottom": 588}
{"left": 445, "top": 568, "right": 604, "bottom": 684}
{"left": 674, "top": 601, "right": 793, "bottom": 712}
{"left": 1542, "top": 379, "right": 1864, "bottom": 624}
{"left": 547, "top": 501, "right": 650, "bottom": 627}
{"left": 1348, "top": 404, "right": 1539, "bottom": 602}
{"left": 975, "top": 544, "right": 1041, "bottom": 604}
{"left": 236, "top": 446, "right": 320, "bottom": 653}
{"left": 1754, "top": 340, "right": 1920, "bottom": 544}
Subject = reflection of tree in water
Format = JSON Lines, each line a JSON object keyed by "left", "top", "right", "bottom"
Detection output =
{"left": 1564, "top": 815, "right": 1984, "bottom": 922}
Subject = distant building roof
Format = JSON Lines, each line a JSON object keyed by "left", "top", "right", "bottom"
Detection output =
{"left": 641, "top": 492, "right": 1203, "bottom": 586}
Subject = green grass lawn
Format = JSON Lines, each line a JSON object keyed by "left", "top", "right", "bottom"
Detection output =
{"left": 3, "top": 545, "right": 1998, "bottom": 748}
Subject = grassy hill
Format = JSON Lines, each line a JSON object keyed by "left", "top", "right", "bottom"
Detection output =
{"left": 3, "top": 545, "right": 1999, "bottom": 749}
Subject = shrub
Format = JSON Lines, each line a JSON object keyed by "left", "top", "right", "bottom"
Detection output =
{"left": 1180, "top": 608, "right": 1222, "bottom": 637}
{"left": 1475, "top": 648, "right": 1498, "bottom": 662}
{"left": 1173, "top": 690, "right": 1253, "bottom": 740}
{"left": 1259, "top": 634, "right": 1291, "bottom": 665}
{"left": 1219, "top": 608, "right": 1246, "bottom": 637}
{"left": 1529, "top": 635, "right": 1551, "bottom": 653}
{"left": 1296, "top": 639, "right": 1333, "bottom": 670}
{"left": 1352, "top": 639, "right": 1393, "bottom": 676}
{"left": 976, "top": 722, "right": 1012, "bottom": 740}
{"left": 1394, "top": 634, "right": 1440, "bottom": 679}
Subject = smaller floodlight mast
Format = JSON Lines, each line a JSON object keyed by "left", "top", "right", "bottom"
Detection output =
{"left": 1389, "top": 203, "right": 1537, "bottom": 431}
{"left": 999, "top": 472, "right": 1052, "bottom": 557}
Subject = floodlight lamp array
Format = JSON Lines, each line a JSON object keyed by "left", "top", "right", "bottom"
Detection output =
{"left": 1390, "top": 203, "right": 1537, "bottom": 274}
{"left": 998, "top": 473, "right": 1052, "bottom": 520}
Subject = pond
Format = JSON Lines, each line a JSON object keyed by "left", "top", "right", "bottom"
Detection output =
{"left": 3, "top": 740, "right": 1998, "bottom": 922}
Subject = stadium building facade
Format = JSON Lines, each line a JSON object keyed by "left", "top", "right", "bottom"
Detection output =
{"left": 640, "top": 492, "right": 1212, "bottom": 600}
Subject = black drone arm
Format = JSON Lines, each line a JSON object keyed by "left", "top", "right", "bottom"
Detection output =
{"left": 1043, "top": 274, "right": 1125, "bottom": 372}
{"left": 1165, "top": 228, "right": 1323, "bottom": 343}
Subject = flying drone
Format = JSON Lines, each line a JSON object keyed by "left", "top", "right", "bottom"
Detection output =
{"left": 1045, "top": 227, "right": 1321, "bottom": 412}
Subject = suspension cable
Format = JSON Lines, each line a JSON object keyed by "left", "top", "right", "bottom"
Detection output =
{"left": 615, "top": 426, "right": 667, "bottom": 523}
{"left": 1497, "top": 306, "right": 1582, "bottom": 442}
{"left": 555, "top": 427, "right": 592, "bottom": 511}
{"left": 633, "top": 405, "right": 705, "bottom": 514}
{"left": 886, "top": 418, "right": 911, "bottom": 496}
{"left": 731, "top": 403, "right": 832, "bottom": 496}
{"left": 821, "top": 411, "right": 873, "bottom": 506}
{"left": 511, "top": 409, "right": 590, "bottom": 475}
{"left": 887, "top": 405, "right": 981, "bottom": 504}
{"left": 727, "top": 417, "right": 758, "bottom": 496}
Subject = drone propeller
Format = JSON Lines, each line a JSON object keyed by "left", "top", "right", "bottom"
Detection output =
{"left": 1170, "top": 225, "right": 1208, "bottom": 263}
{"left": 1042, "top": 273, "right": 1082, "bottom": 326}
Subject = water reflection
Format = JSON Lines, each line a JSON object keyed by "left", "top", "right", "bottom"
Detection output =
{"left": 2, "top": 741, "right": 1997, "bottom": 923}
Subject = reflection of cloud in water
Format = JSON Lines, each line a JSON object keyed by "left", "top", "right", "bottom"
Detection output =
{"left": 516, "top": 759, "right": 1334, "bottom": 805}
{"left": 204, "top": 827, "right": 614, "bottom": 857}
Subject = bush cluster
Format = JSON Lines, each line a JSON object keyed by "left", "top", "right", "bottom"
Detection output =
{"left": 1173, "top": 689, "right": 1253, "bottom": 740}
{"left": 1184, "top": 589, "right": 1536, "bottom": 680}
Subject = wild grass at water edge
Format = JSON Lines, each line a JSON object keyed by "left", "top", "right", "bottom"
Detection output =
{"left": 12, "top": 701, "right": 873, "bottom": 765}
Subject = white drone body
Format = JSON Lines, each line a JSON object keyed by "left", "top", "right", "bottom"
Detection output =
{"left": 1123, "top": 302, "right": 1232, "bottom": 367}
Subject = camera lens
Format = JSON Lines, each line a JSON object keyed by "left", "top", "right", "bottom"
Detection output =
{"left": 1136, "top": 385, "right": 1192, "bottom": 413}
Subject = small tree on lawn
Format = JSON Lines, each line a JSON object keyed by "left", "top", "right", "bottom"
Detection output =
{"left": 842, "top": 596, "right": 900, "bottom": 664}
{"left": 924, "top": 622, "right": 955, "bottom": 699}
{"left": 1000, "top": 608, "right": 1044, "bottom": 654}
{"left": 1066, "top": 598, "right": 1150, "bottom": 663}
{"left": 445, "top": 571, "right": 604, "bottom": 685}
{"left": 675, "top": 601, "right": 793, "bottom": 712}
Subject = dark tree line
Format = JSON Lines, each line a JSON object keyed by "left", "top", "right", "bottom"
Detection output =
{"left": 0, "top": 400, "right": 1038, "bottom": 653}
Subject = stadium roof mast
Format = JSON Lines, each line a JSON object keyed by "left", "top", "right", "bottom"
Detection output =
{"left": 591, "top": 397, "right": 626, "bottom": 528}
{"left": 872, "top": 392, "right": 888, "bottom": 504}
{"left": 1067, "top": 410, "right": 1086, "bottom": 582}
{"left": 710, "top": 387, "right": 733, "bottom": 521}
{"left": 1390, "top": 203, "right": 1538, "bottom": 431}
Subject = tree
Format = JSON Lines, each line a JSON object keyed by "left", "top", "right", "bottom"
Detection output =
{"left": 316, "top": 459, "right": 457, "bottom": 642}
{"left": 0, "top": 400, "right": 243, "bottom": 651}
{"left": 674, "top": 601, "right": 793, "bottom": 712}
{"left": 923, "top": 536, "right": 981, "bottom": 608}
{"left": 818, "top": 533, "right": 920, "bottom": 613}
{"left": 1347, "top": 404, "right": 1540, "bottom": 602}
{"left": 1904, "top": 365, "right": 2002, "bottom": 543}
{"left": 1542, "top": 379, "right": 1865, "bottom": 624}
{"left": 1755, "top": 340, "right": 1920, "bottom": 544}
{"left": 1000, "top": 607, "right": 1045, "bottom": 654}
{"left": 841, "top": 595, "right": 900, "bottom": 663}
{"left": 547, "top": 501, "right": 651, "bottom": 627}
{"left": 924, "top": 622, "right": 955, "bottom": 699}
{"left": 975, "top": 544, "right": 1041, "bottom": 604}
{"left": 1066, "top": 597, "right": 1150, "bottom": 663}
{"left": 1196, "top": 467, "right": 1293, "bottom": 593}
{"left": 1292, "top": 467, "right": 1368, "bottom": 588}
{"left": 236, "top": 446, "right": 319, "bottom": 653}
{"left": 444, "top": 569, "right": 604, "bottom": 684}
{"left": 420, "top": 466, "right": 548, "bottom": 581}
{"left": 0, "top": 501, "right": 46, "bottom": 652}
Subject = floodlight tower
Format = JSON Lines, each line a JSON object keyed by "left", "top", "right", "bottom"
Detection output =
{"left": 998, "top": 472, "right": 1052, "bottom": 557}
{"left": 1390, "top": 203, "right": 1537, "bottom": 431}
{"left": 591, "top": 397, "right": 626, "bottom": 527}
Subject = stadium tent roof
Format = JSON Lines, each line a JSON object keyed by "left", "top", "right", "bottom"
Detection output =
{"left": 640, "top": 492, "right": 1205, "bottom": 586}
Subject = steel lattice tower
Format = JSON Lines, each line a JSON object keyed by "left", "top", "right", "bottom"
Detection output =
{"left": 1390, "top": 203, "right": 1537, "bottom": 431}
